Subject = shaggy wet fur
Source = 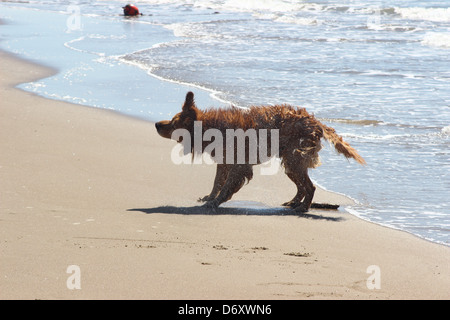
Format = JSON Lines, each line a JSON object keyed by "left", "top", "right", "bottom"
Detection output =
{"left": 155, "top": 92, "right": 365, "bottom": 212}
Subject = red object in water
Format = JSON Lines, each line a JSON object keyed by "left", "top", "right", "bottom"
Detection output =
{"left": 123, "top": 4, "right": 140, "bottom": 16}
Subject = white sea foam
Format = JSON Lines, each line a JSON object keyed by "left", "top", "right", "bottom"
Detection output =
{"left": 64, "top": 36, "right": 86, "bottom": 53}
{"left": 421, "top": 32, "right": 450, "bottom": 49}
{"left": 395, "top": 7, "right": 450, "bottom": 23}
{"left": 118, "top": 50, "right": 235, "bottom": 107}
{"left": 255, "top": 13, "right": 320, "bottom": 26}
{"left": 206, "top": 0, "right": 310, "bottom": 13}
{"left": 164, "top": 22, "right": 204, "bottom": 39}
{"left": 134, "top": 0, "right": 450, "bottom": 22}
{"left": 137, "top": 0, "right": 326, "bottom": 14}
{"left": 441, "top": 125, "right": 450, "bottom": 135}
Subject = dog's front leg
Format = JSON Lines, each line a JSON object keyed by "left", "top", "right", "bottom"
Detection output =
{"left": 198, "top": 164, "right": 229, "bottom": 202}
{"left": 203, "top": 165, "right": 253, "bottom": 208}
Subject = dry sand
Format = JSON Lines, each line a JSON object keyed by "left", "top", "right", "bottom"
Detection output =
{"left": 0, "top": 50, "right": 449, "bottom": 300}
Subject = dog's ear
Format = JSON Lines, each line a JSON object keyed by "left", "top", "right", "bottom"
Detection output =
{"left": 182, "top": 91, "right": 195, "bottom": 112}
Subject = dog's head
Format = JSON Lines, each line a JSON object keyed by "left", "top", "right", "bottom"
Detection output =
{"left": 155, "top": 91, "right": 199, "bottom": 140}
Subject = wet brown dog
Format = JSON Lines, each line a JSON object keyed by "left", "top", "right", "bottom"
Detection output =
{"left": 155, "top": 92, "right": 365, "bottom": 212}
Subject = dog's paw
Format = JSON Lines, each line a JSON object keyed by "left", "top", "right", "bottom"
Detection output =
{"left": 294, "top": 204, "right": 309, "bottom": 213}
{"left": 282, "top": 200, "right": 299, "bottom": 208}
{"left": 202, "top": 199, "right": 219, "bottom": 209}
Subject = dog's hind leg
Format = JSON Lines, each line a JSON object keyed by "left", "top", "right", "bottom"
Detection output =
{"left": 282, "top": 157, "right": 316, "bottom": 212}
{"left": 282, "top": 167, "right": 306, "bottom": 208}
{"left": 198, "top": 164, "right": 229, "bottom": 202}
{"left": 203, "top": 164, "right": 253, "bottom": 208}
{"left": 296, "top": 171, "right": 315, "bottom": 212}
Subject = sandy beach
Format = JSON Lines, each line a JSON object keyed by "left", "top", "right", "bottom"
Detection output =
{"left": 0, "top": 50, "right": 449, "bottom": 300}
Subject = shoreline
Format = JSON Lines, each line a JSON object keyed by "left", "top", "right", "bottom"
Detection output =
{"left": 1, "top": 50, "right": 449, "bottom": 299}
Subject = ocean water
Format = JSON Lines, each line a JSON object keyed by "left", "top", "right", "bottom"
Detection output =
{"left": 1, "top": 0, "right": 449, "bottom": 245}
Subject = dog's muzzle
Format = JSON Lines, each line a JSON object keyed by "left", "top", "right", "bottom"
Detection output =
{"left": 155, "top": 121, "right": 172, "bottom": 139}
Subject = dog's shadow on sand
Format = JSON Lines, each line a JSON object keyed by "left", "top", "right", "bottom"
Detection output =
{"left": 128, "top": 201, "right": 343, "bottom": 222}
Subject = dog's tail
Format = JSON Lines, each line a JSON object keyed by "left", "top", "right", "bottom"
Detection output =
{"left": 319, "top": 122, "right": 366, "bottom": 165}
